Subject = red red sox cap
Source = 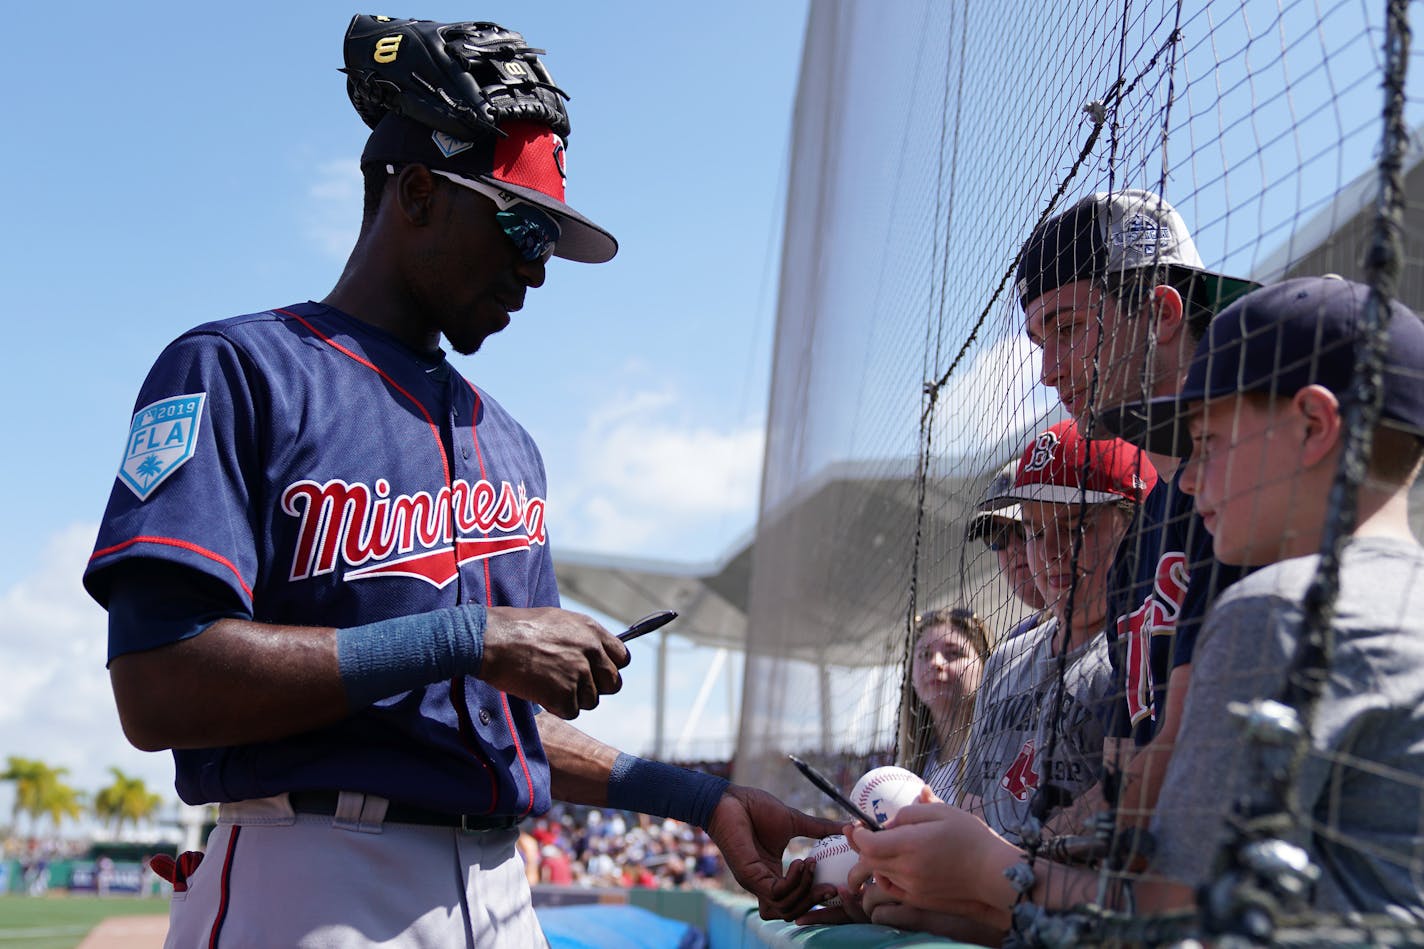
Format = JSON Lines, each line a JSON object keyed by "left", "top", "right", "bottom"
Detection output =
{"left": 985, "top": 419, "right": 1158, "bottom": 508}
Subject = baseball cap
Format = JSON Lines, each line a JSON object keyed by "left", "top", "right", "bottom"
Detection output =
{"left": 1099, "top": 276, "right": 1424, "bottom": 457}
{"left": 986, "top": 420, "right": 1157, "bottom": 507}
{"left": 362, "top": 111, "right": 618, "bottom": 264}
{"left": 1015, "top": 189, "right": 1257, "bottom": 313}
{"left": 965, "top": 460, "right": 1025, "bottom": 544}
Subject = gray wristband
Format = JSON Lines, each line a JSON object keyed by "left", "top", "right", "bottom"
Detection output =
{"left": 336, "top": 604, "right": 486, "bottom": 709}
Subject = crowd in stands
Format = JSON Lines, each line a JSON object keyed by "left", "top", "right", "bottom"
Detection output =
{"left": 515, "top": 759, "right": 736, "bottom": 891}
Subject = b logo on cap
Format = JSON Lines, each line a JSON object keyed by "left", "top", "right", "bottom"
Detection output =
{"left": 1024, "top": 431, "right": 1060, "bottom": 472}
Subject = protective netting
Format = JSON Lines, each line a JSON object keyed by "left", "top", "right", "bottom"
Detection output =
{"left": 736, "top": 0, "right": 1424, "bottom": 942}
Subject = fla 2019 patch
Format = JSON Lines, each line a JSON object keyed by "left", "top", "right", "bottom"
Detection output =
{"left": 119, "top": 393, "right": 207, "bottom": 501}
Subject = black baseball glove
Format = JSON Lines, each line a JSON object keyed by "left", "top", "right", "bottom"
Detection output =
{"left": 341, "top": 14, "right": 571, "bottom": 142}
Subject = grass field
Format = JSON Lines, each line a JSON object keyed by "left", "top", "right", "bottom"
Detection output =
{"left": 0, "top": 895, "right": 168, "bottom": 949}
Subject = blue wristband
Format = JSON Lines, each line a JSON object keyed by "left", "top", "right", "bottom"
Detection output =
{"left": 606, "top": 753, "right": 730, "bottom": 830}
{"left": 336, "top": 604, "right": 486, "bottom": 710}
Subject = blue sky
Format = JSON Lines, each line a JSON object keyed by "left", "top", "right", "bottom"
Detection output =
{"left": 0, "top": 1, "right": 807, "bottom": 812}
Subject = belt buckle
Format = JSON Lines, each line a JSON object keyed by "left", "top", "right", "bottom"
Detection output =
{"left": 460, "top": 813, "right": 480, "bottom": 834}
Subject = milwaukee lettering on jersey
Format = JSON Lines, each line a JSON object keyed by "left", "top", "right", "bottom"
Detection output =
{"left": 282, "top": 477, "right": 547, "bottom": 587}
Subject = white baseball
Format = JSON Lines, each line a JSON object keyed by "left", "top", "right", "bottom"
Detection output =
{"left": 851, "top": 766, "right": 926, "bottom": 826}
{"left": 807, "top": 834, "right": 858, "bottom": 906}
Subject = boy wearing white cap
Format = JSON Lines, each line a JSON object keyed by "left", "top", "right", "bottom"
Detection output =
{"left": 1016, "top": 190, "right": 1258, "bottom": 836}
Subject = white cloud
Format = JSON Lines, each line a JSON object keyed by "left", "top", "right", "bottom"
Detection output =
{"left": 0, "top": 523, "right": 176, "bottom": 820}
{"left": 303, "top": 159, "right": 364, "bottom": 259}
{"left": 556, "top": 384, "right": 764, "bottom": 556}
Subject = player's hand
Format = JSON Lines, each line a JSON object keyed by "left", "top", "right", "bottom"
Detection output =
{"left": 480, "top": 607, "right": 627, "bottom": 718}
{"left": 855, "top": 870, "right": 982, "bottom": 935}
{"left": 705, "top": 784, "right": 844, "bottom": 920}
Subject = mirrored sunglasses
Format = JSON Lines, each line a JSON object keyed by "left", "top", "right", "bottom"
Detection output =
{"left": 422, "top": 167, "right": 562, "bottom": 262}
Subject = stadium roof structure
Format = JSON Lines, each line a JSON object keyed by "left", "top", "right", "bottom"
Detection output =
{"left": 555, "top": 541, "right": 752, "bottom": 652}
{"left": 555, "top": 454, "right": 1028, "bottom": 667}
{"left": 1250, "top": 124, "right": 1424, "bottom": 311}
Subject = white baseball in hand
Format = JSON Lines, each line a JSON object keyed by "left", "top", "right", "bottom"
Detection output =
{"left": 807, "top": 834, "right": 858, "bottom": 907}
{"left": 851, "top": 766, "right": 926, "bottom": 826}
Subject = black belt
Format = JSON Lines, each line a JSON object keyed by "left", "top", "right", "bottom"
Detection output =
{"left": 287, "top": 791, "right": 520, "bottom": 832}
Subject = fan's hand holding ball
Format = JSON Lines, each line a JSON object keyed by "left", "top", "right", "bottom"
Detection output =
{"left": 851, "top": 767, "right": 927, "bottom": 826}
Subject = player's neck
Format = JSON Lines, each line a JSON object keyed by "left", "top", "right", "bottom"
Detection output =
{"left": 322, "top": 281, "right": 441, "bottom": 355}
{"left": 1248, "top": 475, "right": 1415, "bottom": 567}
{"left": 323, "top": 239, "right": 443, "bottom": 355}
{"left": 1145, "top": 450, "right": 1178, "bottom": 481}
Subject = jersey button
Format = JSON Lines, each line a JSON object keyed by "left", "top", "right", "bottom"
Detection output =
{"left": 478, "top": 708, "right": 492, "bottom": 726}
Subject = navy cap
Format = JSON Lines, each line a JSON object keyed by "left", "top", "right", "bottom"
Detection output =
{"left": 1099, "top": 276, "right": 1424, "bottom": 456}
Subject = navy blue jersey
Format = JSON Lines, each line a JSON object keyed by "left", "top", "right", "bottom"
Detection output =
{"left": 84, "top": 302, "right": 556, "bottom": 816}
{"left": 1103, "top": 470, "right": 1245, "bottom": 745}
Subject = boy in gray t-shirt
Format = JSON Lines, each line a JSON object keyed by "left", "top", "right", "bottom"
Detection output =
{"left": 1152, "top": 538, "right": 1424, "bottom": 916}
{"left": 843, "top": 277, "right": 1424, "bottom": 930}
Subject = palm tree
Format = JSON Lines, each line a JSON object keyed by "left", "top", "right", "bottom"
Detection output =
{"left": 93, "top": 767, "right": 163, "bottom": 836}
{"left": 1, "top": 757, "right": 84, "bottom": 835}
{"left": 36, "top": 781, "right": 85, "bottom": 832}
{"left": 3, "top": 756, "right": 53, "bottom": 834}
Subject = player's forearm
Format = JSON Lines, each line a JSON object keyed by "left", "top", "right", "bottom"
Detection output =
{"left": 1114, "top": 739, "right": 1176, "bottom": 835}
{"left": 538, "top": 715, "right": 730, "bottom": 828}
{"left": 110, "top": 618, "right": 349, "bottom": 751}
{"left": 537, "top": 714, "right": 620, "bottom": 804}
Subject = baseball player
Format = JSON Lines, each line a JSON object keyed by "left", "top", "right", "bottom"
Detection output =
{"left": 843, "top": 276, "right": 1424, "bottom": 925}
{"left": 1016, "top": 189, "right": 1257, "bottom": 837}
{"left": 83, "top": 16, "right": 837, "bottom": 947}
